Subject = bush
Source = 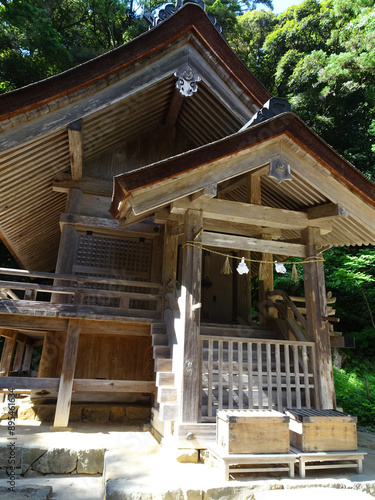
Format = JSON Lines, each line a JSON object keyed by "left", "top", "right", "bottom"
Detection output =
{"left": 333, "top": 366, "right": 375, "bottom": 429}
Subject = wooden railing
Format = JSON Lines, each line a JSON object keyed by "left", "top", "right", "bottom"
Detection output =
{"left": 0, "top": 267, "right": 163, "bottom": 319}
{"left": 201, "top": 335, "right": 317, "bottom": 421}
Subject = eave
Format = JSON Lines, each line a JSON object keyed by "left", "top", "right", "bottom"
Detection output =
{"left": 111, "top": 112, "right": 375, "bottom": 248}
{"left": 0, "top": 3, "right": 270, "bottom": 130}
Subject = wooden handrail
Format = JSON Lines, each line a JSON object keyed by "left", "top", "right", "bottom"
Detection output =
{"left": 0, "top": 280, "right": 161, "bottom": 301}
{"left": 268, "top": 289, "right": 308, "bottom": 331}
{"left": 200, "top": 334, "right": 314, "bottom": 347}
{"left": 0, "top": 267, "right": 162, "bottom": 290}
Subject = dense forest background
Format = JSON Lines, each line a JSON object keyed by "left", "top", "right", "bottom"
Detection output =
{"left": 0, "top": 0, "right": 374, "bottom": 425}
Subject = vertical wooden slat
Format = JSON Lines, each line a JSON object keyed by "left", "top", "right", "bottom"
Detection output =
{"left": 238, "top": 342, "right": 243, "bottom": 409}
{"left": 208, "top": 339, "right": 213, "bottom": 417}
{"left": 285, "top": 344, "right": 292, "bottom": 408}
{"left": 21, "top": 344, "right": 34, "bottom": 376}
{"left": 266, "top": 343, "right": 272, "bottom": 409}
{"left": 218, "top": 340, "right": 223, "bottom": 411}
{"left": 247, "top": 342, "right": 253, "bottom": 409}
{"left": 257, "top": 343, "right": 263, "bottom": 409}
{"left": 275, "top": 343, "right": 282, "bottom": 411}
{"left": 0, "top": 332, "right": 17, "bottom": 377}
{"left": 293, "top": 345, "right": 301, "bottom": 408}
{"left": 12, "top": 340, "right": 26, "bottom": 373}
{"left": 228, "top": 341, "right": 233, "bottom": 408}
{"left": 302, "top": 345, "right": 311, "bottom": 408}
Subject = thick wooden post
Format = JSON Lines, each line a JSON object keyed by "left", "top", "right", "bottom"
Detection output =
{"left": 180, "top": 209, "right": 203, "bottom": 422}
{"left": 258, "top": 233, "right": 274, "bottom": 325}
{"left": 53, "top": 319, "right": 81, "bottom": 428}
{"left": 162, "top": 220, "right": 179, "bottom": 284}
{"left": 52, "top": 188, "right": 82, "bottom": 304}
{"left": 302, "top": 227, "right": 335, "bottom": 409}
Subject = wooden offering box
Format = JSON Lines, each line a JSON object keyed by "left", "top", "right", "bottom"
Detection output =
{"left": 286, "top": 409, "right": 358, "bottom": 452}
{"left": 217, "top": 409, "right": 290, "bottom": 454}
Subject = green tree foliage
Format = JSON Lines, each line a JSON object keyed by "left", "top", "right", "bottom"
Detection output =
{"left": 0, "top": 0, "right": 146, "bottom": 91}
{"left": 231, "top": 0, "right": 375, "bottom": 178}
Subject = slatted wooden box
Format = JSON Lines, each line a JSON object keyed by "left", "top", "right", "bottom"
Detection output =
{"left": 286, "top": 409, "right": 358, "bottom": 452}
{"left": 216, "top": 409, "right": 290, "bottom": 454}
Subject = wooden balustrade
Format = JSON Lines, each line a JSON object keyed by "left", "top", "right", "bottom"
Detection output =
{"left": 0, "top": 267, "right": 163, "bottom": 319}
{"left": 201, "top": 335, "right": 317, "bottom": 421}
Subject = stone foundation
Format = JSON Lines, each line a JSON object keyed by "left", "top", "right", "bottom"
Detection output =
{"left": 12, "top": 402, "right": 151, "bottom": 425}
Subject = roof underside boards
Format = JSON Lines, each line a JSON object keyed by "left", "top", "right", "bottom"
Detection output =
{"left": 0, "top": 5, "right": 269, "bottom": 270}
{"left": 111, "top": 113, "right": 375, "bottom": 248}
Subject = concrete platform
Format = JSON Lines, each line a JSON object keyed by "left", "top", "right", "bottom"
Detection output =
{"left": 0, "top": 420, "right": 374, "bottom": 499}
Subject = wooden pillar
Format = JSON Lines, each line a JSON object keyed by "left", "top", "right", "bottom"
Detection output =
{"left": 0, "top": 331, "right": 17, "bottom": 376}
{"left": 258, "top": 233, "right": 274, "bottom": 325}
{"left": 162, "top": 221, "right": 179, "bottom": 284}
{"left": 180, "top": 209, "right": 203, "bottom": 423}
{"left": 302, "top": 227, "right": 335, "bottom": 409}
{"left": 53, "top": 319, "right": 81, "bottom": 428}
{"left": 52, "top": 188, "right": 82, "bottom": 304}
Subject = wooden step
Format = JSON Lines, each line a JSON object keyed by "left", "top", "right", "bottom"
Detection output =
{"left": 157, "top": 387, "right": 177, "bottom": 404}
{"left": 150, "top": 323, "right": 167, "bottom": 335}
{"left": 152, "top": 333, "right": 168, "bottom": 346}
{"left": 159, "top": 403, "right": 178, "bottom": 421}
{"left": 153, "top": 346, "right": 170, "bottom": 359}
{"left": 155, "top": 358, "right": 173, "bottom": 372}
{"left": 156, "top": 372, "right": 175, "bottom": 387}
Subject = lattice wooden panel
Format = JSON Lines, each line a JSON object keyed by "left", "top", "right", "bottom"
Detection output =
{"left": 73, "top": 234, "right": 154, "bottom": 309}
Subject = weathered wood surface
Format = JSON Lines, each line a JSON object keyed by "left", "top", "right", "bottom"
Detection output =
{"left": 0, "top": 300, "right": 161, "bottom": 320}
{"left": 209, "top": 445, "right": 296, "bottom": 480}
{"left": 180, "top": 209, "right": 203, "bottom": 422}
{"left": 217, "top": 411, "right": 290, "bottom": 454}
{"left": 0, "top": 312, "right": 153, "bottom": 334}
{"left": 171, "top": 198, "right": 334, "bottom": 234}
{"left": 54, "top": 319, "right": 81, "bottom": 427}
{"left": 0, "top": 377, "right": 156, "bottom": 393}
{"left": 302, "top": 227, "right": 335, "bottom": 409}
{"left": 201, "top": 231, "right": 306, "bottom": 258}
{"left": 201, "top": 335, "right": 316, "bottom": 419}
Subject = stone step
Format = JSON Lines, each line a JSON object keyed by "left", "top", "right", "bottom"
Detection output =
{"left": 152, "top": 333, "right": 169, "bottom": 346}
{"left": 156, "top": 372, "right": 175, "bottom": 387}
{"left": 155, "top": 358, "right": 173, "bottom": 372}
{"left": 157, "top": 387, "right": 177, "bottom": 404}
{"left": 153, "top": 345, "right": 170, "bottom": 359}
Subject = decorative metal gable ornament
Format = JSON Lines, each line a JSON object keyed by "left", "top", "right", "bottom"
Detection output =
{"left": 174, "top": 66, "right": 201, "bottom": 97}
{"left": 269, "top": 158, "right": 292, "bottom": 183}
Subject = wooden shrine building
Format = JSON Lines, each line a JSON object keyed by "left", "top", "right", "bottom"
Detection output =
{"left": 1, "top": 2, "right": 375, "bottom": 447}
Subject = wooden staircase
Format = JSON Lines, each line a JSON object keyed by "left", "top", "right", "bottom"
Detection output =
{"left": 151, "top": 322, "right": 178, "bottom": 421}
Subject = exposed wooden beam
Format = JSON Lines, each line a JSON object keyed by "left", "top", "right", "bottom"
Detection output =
{"left": 0, "top": 313, "right": 152, "bottom": 335}
{"left": 191, "top": 184, "right": 217, "bottom": 202}
{"left": 53, "top": 174, "right": 113, "bottom": 197}
{"left": 68, "top": 120, "right": 83, "bottom": 181}
{"left": 0, "top": 377, "right": 156, "bottom": 393}
{"left": 171, "top": 198, "right": 333, "bottom": 234}
{"left": 201, "top": 232, "right": 306, "bottom": 258}
{"left": 308, "top": 203, "right": 349, "bottom": 220}
{"left": 165, "top": 88, "right": 184, "bottom": 127}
